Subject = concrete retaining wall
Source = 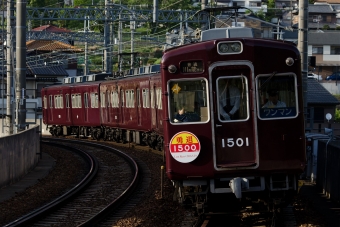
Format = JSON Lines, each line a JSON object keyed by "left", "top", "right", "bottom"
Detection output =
{"left": 0, "top": 126, "right": 40, "bottom": 188}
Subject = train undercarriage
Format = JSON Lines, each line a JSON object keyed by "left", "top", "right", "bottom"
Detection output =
{"left": 172, "top": 173, "right": 301, "bottom": 214}
{"left": 47, "top": 124, "right": 163, "bottom": 150}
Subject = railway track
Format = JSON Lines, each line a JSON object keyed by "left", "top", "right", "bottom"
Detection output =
{"left": 194, "top": 203, "right": 298, "bottom": 227}
{"left": 4, "top": 138, "right": 145, "bottom": 227}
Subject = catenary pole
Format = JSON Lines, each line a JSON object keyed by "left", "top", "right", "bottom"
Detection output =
{"left": 5, "top": 0, "right": 14, "bottom": 135}
{"left": 297, "top": 0, "right": 308, "bottom": 129}
{"left": 16, "top": 0, "right": 27, "bottom": 132}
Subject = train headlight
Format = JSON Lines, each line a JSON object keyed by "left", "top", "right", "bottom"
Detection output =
{"left": 217, "top": 41, "right": 242, "bottom": 54}
{"left": 168, "top": 65, "right": 177, "bottom": 74}
{"left": 286, "top": 57, "right": 294, "bottom": 66}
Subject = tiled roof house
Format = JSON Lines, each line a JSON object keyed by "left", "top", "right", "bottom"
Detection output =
{"left": 306, "top": 79, "right": 340, "bottom": 132}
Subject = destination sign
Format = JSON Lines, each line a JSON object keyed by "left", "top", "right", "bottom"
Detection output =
{"left": 180, "top": 61, "right": 203, "bottom": 73}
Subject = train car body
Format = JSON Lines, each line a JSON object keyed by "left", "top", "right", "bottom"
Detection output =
{"left": 42, "top": 83, "right": 73, "bottom": 136}
{"left": 99, "top": 74, "right": 163, "bottom": 148}
{"left": 42, "top": 26, "right": 306, "bottom": 212}
{"left": 161, "top": 37, "right": 306, "bottom": 208}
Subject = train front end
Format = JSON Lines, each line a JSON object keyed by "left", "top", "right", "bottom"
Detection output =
{"left": 162, "top": 37, "right": 306, "bottom": 209}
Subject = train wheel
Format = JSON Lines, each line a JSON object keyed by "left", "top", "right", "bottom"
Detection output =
{"left": 103, "top": 129, "right": 108, "bottom": 141}
{"left": 173, "top": 181, "right": 184, "bottom": 204}
{"left": 156, "top": 136, "right": 164, "bottom": 151}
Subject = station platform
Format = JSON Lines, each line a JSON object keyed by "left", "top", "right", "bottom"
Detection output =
{"left": 0, "top": 153, "right": 55, "bottom": 203}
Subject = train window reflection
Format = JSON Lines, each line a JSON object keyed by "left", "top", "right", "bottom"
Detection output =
{"left": 256, "top": 74, "right": 298, "bottom": 119}
{"left": 217, "top": 76, "right": 248, "bottom": 122}
{"left": 169, "top": 78, "right": 208, "bottom": 123}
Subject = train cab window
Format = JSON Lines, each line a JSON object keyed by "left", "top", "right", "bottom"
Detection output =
{"left": 217, "top": 77, "right": 249, "bottom": 122}
{"left": 256, "top": 73, "right": 298, "bottom": 119}
{"left": 168, "top": 78, "right": 208, "bottom": 123}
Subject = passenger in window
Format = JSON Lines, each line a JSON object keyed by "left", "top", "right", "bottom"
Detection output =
{"left": 262, "top": 90, "right": 286, "bottom": 108}
{"left": 219, "top": 79, "right": 240, "bottom": 120}
{"left": 174, "top": 106, "right": 189, "bottom": 123}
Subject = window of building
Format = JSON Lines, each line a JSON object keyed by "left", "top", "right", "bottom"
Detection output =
{"left": 312, "top": 46, "right": 323, "bottom": 54}
{"left": 331, "top": 46, "right": 340, "bottom": 55}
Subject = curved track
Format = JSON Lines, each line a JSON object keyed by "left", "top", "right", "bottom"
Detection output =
{"left": 4, "top": 138, "right": 141, "bottom": 227}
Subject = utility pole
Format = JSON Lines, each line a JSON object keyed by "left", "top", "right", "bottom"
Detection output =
{"left": 16, "top": 0, "right": 27, "bottom": 132}
{"left": 297, "top": 0, "right": 308, "bottom": 128}
{"left": 118, "top": 12, "right": 123, "bottom": 72}
{"left": 130, "top": 11, "right": 135, "bottom": 68}
{"left": 103, "top": 0, "right": 110, "bottom": 72}
{"left": 84, "top": 16, "right": 89, "bottom": 76}
{"left": 5, "top": 0, "right": 14, "bottom": 135}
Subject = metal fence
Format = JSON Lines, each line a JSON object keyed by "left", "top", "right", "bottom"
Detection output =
{"left": 316, "top": 139, "right": 340, "bottom": 201}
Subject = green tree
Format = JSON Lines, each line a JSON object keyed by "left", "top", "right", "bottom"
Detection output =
{"left": 323, "top": 25, "right": 330, "bottom": 30}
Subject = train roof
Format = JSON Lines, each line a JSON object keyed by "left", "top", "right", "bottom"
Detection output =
{"left": 62, "top": 65, "right": 161, "bottom": 84}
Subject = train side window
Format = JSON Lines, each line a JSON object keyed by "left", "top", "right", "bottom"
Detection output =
{"left": 125, "top": 90, "right": 134, "bottom": 108}
{"left": 94, "top": 93, "right": 98, "bottom": 108}
{"left": 217, "top": 76, "right": 248, "bottom": 122}
{"left": 168, "top": 78, "right": 208, "bottom": 124}
{"left": 112, "top": 91, "right": 119, "bottom": 108}
{"left": 90, "top": 93, "right": 98, "bottom": 108}
{"left": 71, "top": 94, "right": 75, "bottom": 108}
{"left": 59, "top": 95, "right": 64, "bottom": 109}
{"left": 54, "top": 96, "right": 58, "bottom": 109}
{"left": 256, "top": 73, "right": 298, "bottom": 119}
{"left": 76, "top": 94, "right": 81, "bottom": 108}
{"left": 156, "top": 87, "right": 162, "bottom": 110}
{"left": 142, "top": 89, "right": 150, "bottom": 108}
{"left": 43, "top": 96, "right": 47, "bottom": 109}
{"left": 125, "top": 90, "right": 129, "bottom": 107}
{"left": 49, "top": 95, "right": 53, "bottom": 108}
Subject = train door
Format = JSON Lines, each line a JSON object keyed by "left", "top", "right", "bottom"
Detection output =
{"left": 66, "top": 93, "right": 71, "bottom": 122}
{"left": 137, "top": 88, "right": 141, "bottom": 125}
{"left": 107, "top": 90, "right": 111, "bottom": 123}
{"left": 48, "top": 94, "right": 53, "bottom": 121}
{"left": 210, "top": 62, "right": 258, "bottom": 169}
{"left": 84, "top": 92, "right": 88, "bottom": 122}
{"left": 120, "top": 88, "right": 124, "bottom": 124}
{"left": 151, "top": 85, "right": 157, "bottom": 128}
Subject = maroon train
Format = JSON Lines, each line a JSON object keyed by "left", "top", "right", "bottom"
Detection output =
{"left": 42, "top": 29, "right": 306, "bottom": 212}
